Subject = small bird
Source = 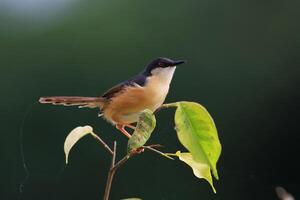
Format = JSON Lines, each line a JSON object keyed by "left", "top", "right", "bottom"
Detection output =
{"left": 39, "top": 57, "right": 185, "bottom": 138}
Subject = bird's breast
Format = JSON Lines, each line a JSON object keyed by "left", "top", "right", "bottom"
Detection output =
{"left": 103, "top": 76, "right": 171, "bottom": 124}
{"left": 145, "top": 75, "right": 170, "bottom": 108}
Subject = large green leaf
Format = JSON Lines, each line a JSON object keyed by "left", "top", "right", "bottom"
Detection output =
{"left": 175, "top": 151, "right": 216, "bottom": 193}
{"left": 173, "top": 101, "right": 221, "bottom": 179}
{"left": 127, "top": 109, "right": 156, "bottom": 152}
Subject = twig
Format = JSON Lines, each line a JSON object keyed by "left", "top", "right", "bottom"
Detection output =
{"left": 154, "top": 103, "right": 177, "bottom": 114}
{"left": 146, "top": 144, "right": 164, "bottom": 148}
{"left": 143, "top": 146, "right": 174, "bottom": 160}
{"left": 101, "top": 141, "right": 169, "bottom": 199}
{"left": 103, "top": 141, "right": 117, "bottom": 200}
{"left": 91, "top": 132, "right": 114, "bottom": 155}
{"left": 112, "top": 154, "right": 132, "bottom": 171}
{"left": 103, "top": 144, "right": 142, "bottom": 200}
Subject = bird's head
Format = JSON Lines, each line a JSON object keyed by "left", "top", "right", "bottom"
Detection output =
{"left": 143, "top": 57, "right": 185, "bottom": 76}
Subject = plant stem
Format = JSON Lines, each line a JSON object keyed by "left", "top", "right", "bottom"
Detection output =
{"left": 112, "top": 154, "right": 131, "bottom": 171}
{"left": 155, "top": 103, "right": 178, "bottom": 114}
{"left": 102, "top": 142, "right": 168, "bottom": 200}
{"left": 103, "top": 141, "right": 117, "bottom": 200}
{"left": 103, "top": 143, "right": 137, "bottom": 200}
{"left": 91, "top": 132, "right": 114, "bottom": 155}
{"left": 143, "top": 146, "right": 174, "bottom": 160}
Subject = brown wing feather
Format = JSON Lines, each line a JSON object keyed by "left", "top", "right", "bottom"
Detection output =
{"left": 102, "top": 83, "right": 127, "bottom": 99}
{"left": 102, "top": 73, "right": 147, "bottom": 99}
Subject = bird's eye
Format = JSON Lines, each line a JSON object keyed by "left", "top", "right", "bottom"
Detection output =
{"left": 158, "top": 62, "right": 163, "bottom": 67}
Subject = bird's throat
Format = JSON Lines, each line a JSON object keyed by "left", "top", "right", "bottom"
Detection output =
{"left": 150, "top": 66, "right": 176, "bottom": 85}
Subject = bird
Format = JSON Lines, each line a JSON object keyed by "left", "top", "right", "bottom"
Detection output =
{"left": 39, "top": 57, "right": 185, "bottom": 138}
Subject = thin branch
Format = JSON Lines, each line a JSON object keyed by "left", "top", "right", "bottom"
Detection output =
{"left": 112, "top": 154, "right": 131, "bottom": 171}
{"left": 101, "top": 141, "right": 170, "bottom": 199}
{"left": 103, "top": 141, "right": 117, "bottom": 200}
{"left": 155, "top": 103, "right": 177, "bottom": 114}
{"left": 112, "top": 145, "right": 172, "bottom": 172}
{"left": 111, "top": 141, "right": 117, "bottom": 166}
{"left": 143, "top": 146, "right": 174, "bottom": 160}
{"left": 146, "top": 144, "right": 164, "bottom": 148}
{"left": 103, "top": 143, "right": 141, "bottom": 200}
{"left": 91, "top": 132, "right": 114, "bottom": 155}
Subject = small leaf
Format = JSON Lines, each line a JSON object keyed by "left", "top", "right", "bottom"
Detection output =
{"left": 176, "top": 151, "right": 216, "bottom": 193}
{"left": 64, "top": 125, "right": 93, "bottom": 164}
{"left": 127, "top": 109, "right": 156, "bottom": 152}
{"left": 174, "top": 102, "right": 221, "bottom": 179}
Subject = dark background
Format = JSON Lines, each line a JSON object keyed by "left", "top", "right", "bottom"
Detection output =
{"left": 0, "top": 0, "right": 299, "bottom": 199}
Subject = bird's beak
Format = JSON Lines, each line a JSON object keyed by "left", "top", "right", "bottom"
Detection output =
{"left": 171, "top": 60, "right": 185, "bottom": 66}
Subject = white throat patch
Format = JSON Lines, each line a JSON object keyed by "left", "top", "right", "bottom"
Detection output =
{"left": 150, "top": 66, "right": 176, "bottom": 85}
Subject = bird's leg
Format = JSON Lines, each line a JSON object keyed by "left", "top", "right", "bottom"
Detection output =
{"left": 125, "top": 124, "right": 136, "bottom": 130}
{"left": 116, "top": 124, "right": 132, "bottom": 138}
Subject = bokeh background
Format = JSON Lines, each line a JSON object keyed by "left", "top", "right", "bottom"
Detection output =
{"left": 0, "top": 0, "right": 299, "bottom": 199}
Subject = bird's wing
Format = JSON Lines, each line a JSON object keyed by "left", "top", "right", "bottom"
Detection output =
{"left": 102, "top": 73, "right": 147, "bottom": 99}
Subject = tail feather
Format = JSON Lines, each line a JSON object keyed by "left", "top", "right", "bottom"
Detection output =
{"left": 39, "top": 96, "right": 107, "bottom": 109}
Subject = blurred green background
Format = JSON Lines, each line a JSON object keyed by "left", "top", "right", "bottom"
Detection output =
{"left": 0, "top": 0, "right": 299, "bottom": 199}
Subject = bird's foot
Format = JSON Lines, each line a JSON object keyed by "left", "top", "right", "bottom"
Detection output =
{"left": 132, "top": 147, "right": 145, "bottom": 154}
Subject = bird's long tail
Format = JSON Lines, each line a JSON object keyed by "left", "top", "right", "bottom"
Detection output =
{"left": 39, "top": 96, "right": 107, "bottom": 109}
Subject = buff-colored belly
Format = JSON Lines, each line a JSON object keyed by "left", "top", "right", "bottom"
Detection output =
{"left": 103, "top": 79, "right": 169, "bottom": 125}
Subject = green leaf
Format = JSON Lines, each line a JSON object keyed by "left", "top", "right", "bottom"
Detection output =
{"left": 64, "top": 125, "right": 93, "bottom": 164}
{"left": 174, "top": 101, "right": 221, "bottom": 180}
{"left": 127, "top": 109, "right": 156, "bottom": 152}
{"left": 176, "top": 151, "right": 216, "bottom": 193}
